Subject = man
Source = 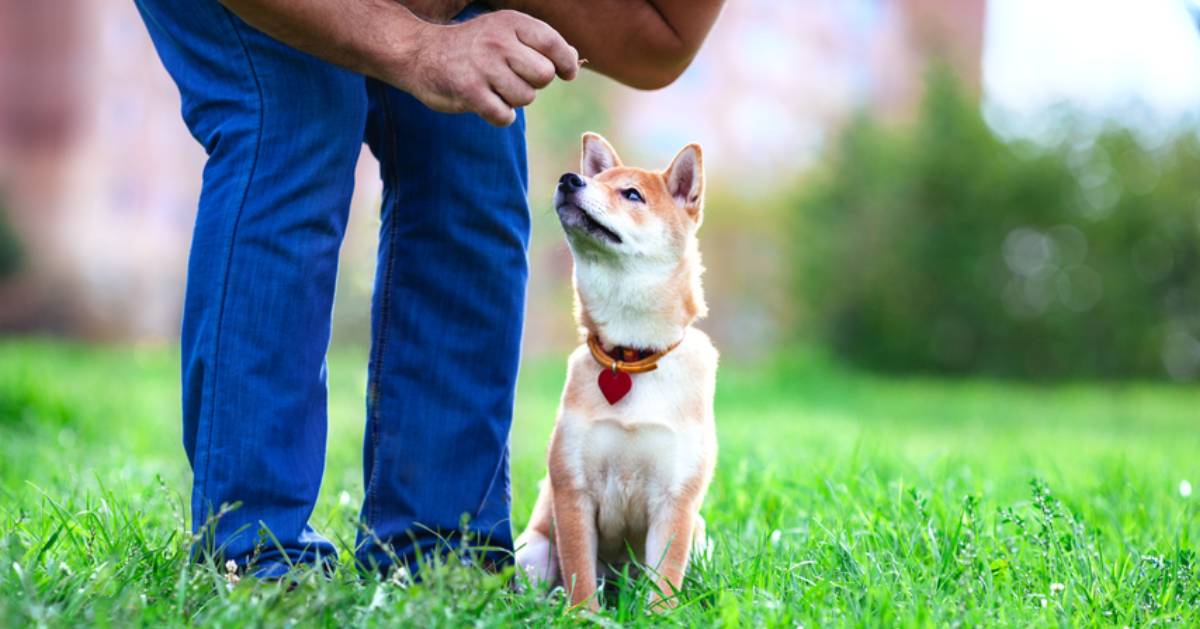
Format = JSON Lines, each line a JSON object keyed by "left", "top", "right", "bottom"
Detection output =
{"left": 135, "top": 0, "right": 723, "bottom": 575}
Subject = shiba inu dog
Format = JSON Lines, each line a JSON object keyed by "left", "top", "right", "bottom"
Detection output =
{"left": 514, "top": 133, "right": 718, "bottom": 610}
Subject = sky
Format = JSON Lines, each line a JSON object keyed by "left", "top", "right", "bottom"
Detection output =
{"left": 619, "top": 0, "right": 1200, "bottom": 177}
{"left": 983, "top": 0, "right": 1200, "bottom": 130}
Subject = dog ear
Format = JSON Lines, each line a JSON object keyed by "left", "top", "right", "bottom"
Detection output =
{"left": 581, "top": 132, "right": 622, "bottom": 178}
{"left": 665, "top": 143, "right": 704, "bottom": 220}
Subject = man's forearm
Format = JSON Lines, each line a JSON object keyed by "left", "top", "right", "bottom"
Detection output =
{"left": 499, "top": 0, "right": 725, "bottom": 89}
{"left": 217, "top": 1, "right": 579, "bottom": 127}
{"left": 219, "top": 0, "right": 427, "bottom": 89}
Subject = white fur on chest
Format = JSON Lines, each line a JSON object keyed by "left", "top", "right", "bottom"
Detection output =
{"left": 575, "top": 258, "right": 687, "bottom": 350}
{"left": 562, "top": 415, "right": 705, "bottom": 562}
{"left": 554, "top": 335, "right": 716, "bottom": 563}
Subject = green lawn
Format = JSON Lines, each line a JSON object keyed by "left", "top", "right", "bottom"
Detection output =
{"left": 1, "top": 338, "right": 1198, "bottom": 626}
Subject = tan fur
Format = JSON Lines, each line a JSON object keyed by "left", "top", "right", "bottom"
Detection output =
{"left": 514, "top": 133, "right": 718, "bottom": 612}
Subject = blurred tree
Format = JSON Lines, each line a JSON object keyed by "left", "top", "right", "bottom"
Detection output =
{"left": 791, "top": 67, "right": 1200, "bottom": 381}
{"left": 0, "top": 193, "right": 22, "bottom": 280}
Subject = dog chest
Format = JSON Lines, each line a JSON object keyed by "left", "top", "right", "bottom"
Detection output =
{"left": 560, "top": 417, "right": 703, "bottom": 556}
{"left": 580, "top": 418, "right": 681, "bottom": 489}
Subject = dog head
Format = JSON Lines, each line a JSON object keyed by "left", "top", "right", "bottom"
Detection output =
{"left": 555, "top": 132, "right": 707, "bottom": 347}
{"left": 555, "top": 132, "right": 704, "bottom": 263}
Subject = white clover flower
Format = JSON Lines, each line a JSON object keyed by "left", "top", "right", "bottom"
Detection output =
{"left": 1180, "top": 480, "right": 1193, "bottom": 498}
{"left": 1050, "top": 582, "right": 1065, "bottom": 594}
{"left": 769, "top": 530, "right": 782, "bottom": 545}
{"left": 390, "top": 565, "right": 412, "bottom": 588}
{"left": 224, "top": 560, "right": 240, "bottom": 585}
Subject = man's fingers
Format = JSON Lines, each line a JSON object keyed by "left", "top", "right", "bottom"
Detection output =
{"left": 474, "top": 88, "right": 517, "bottom": 127}
{"left": 402, "top": 10, "right": 573, "bottom": 125}
{"left": 513, "top": 17, "right": 579, "bottom": 80}
{"left": 490, "top": 69, "right": 537, "bottom": 109}
{"left": 507, "top": 45, "right": 557, "bottom": 89}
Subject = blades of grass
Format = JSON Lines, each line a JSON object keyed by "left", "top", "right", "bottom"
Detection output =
{"left": 31, "top": 521, "right": 65, "bottom": 568}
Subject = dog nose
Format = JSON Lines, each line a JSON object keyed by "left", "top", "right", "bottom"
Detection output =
{"left": 558, "top": 172, "right": 585, "bottom": 192}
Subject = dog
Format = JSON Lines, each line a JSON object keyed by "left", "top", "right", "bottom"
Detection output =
{"left": 513, "top": 132, "right": 718, "bottom": 611}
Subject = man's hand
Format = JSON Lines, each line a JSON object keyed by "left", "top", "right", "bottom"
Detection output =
{"left": 219, "top": 0, "right": 577, "bottom": 126}
{"left": 391, "top": 10, "right": 580, "bottom": 126}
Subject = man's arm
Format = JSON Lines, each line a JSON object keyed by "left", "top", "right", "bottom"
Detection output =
{"left": 498, "top": 0, "right": 726, "bottom": 90}
{"left": 218, "top": 0, "right": 579, "bottom": 126}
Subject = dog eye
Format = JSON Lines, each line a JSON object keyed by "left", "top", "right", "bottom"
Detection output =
{"left": 621, "top": 188, "right": 644, "bottom": 203}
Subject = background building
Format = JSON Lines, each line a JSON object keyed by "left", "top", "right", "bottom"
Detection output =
{"left": 0, "top": 0, "right": 986, "bottom": 352}
{"left": 4, "top": 0, "right": 1197, "bottom": 361}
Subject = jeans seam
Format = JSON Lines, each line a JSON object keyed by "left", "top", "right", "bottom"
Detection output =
{"left": 365, "top": 82, "right": 401, "bottom": 532}
{"left": 194, "top": 12, "right": 265, "bottom": 530}
{"left": 475, "top": 441, "right": 510, "bottom": 519}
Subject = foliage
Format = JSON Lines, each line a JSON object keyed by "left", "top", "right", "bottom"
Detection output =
{"left": 791, "top": 68, "right": 1200, "bottom": 380}
{"left": 2, "top": 340, "right": 1199, "bottom": 626}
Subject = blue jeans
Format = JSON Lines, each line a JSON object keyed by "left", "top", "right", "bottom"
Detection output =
{"left": 135, "top": 1, "right": 528, "bottom": 573}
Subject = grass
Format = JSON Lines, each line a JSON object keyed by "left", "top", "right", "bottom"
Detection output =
{"left": 1, "top": 337, "right": 1198, "bottom": 627}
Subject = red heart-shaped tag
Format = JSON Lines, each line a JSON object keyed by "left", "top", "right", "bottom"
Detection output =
{"left": 597, "top": 369, "right": 632, "bottom": 405}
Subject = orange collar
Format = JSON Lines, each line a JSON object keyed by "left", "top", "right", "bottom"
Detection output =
{"left": 587, "top": 333, "right": 683, "bottom": 374}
